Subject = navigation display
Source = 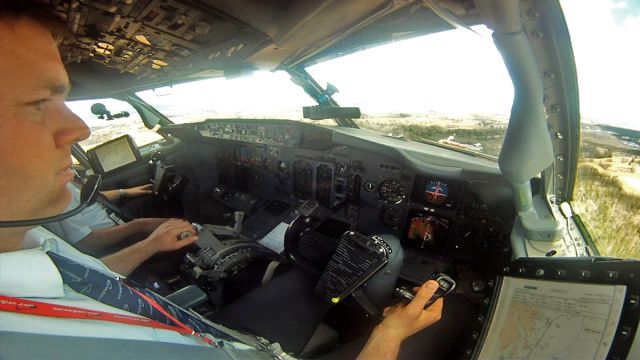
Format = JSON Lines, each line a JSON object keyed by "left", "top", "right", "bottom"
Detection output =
{"left": 405, "top": 210, "right": 451, "bottom": 254}
{"left": 477, "top": 276, "right": 626, "bottom": 360}
{"left": 88, "top": 135, "right": 141, "bottom": 174}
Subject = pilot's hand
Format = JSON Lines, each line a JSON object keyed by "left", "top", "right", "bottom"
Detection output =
{"left": 143, "top": 218, "right": 197, "bottom": 253}
{"left": 134, "top": 217, "right": 170, "bottom": 234}
{"left": 378, "top": 280, "right": 443, "bottom": 341}
{"left": 125, "top": 183, "right": 153, "bottom": 198}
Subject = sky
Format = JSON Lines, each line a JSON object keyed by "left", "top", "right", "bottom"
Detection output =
{"left": 128, "top": 26, "right": 516, "bottom": 120}
{"left": 306, "top": 25, "right": 514, "bottom": 116}
{"left": 560, "top": 0, "right": 640, "bottom": 130}
{"left": 69, "top": 0, "right": 640, "bottom": 130}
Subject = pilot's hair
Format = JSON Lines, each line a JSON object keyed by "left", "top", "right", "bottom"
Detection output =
{"left": 0, "top": 1, "right": 70, "bottom": 41}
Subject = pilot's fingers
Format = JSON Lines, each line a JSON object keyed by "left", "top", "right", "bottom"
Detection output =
{"left": 158, "top": 219, "right": 195, "bottom": 235}
{"left": 175, "top": 233, "right": 198, "bottom": 248}
{"left": 165, "top": 218, "right": 192, "bottom": 227}
{"left": 172, "top": 222, "right": 196, "bottom": 235}
{"left": 382, "top": 303, "right": 403, "bottom": 317}
{"left": 139, "top": 184, "right": 153, "bottom": 191}
{"left": 420, "top": 297, "right": 443, "bottom": 325}
{"left": 424, "top": 297, "right": 443, "bottom": 315}
{"left": 407, "top": 280, "right": 439, "bottom": 312}
{"left": 163, "top": 222, "right": 197, "bottom": 245}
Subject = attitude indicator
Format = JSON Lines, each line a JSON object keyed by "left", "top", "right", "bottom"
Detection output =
{"left": 424, "top": 180, "right": 449, "bottom": 205}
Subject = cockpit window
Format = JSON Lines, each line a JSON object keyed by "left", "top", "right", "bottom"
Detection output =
{"left": 136, "top": 71, "right": 316, "bottom": 123}
{"left": 562, "top": 0, "right": 640, "bottom": 259}
{"left": 67, "top": 98, "right": 163, "bottom": 149}
{"left": 132, "top": 26, "right": 512, "bottom": 158}
{"left": 307, "top": 26, "right": 513, "bottom": 158}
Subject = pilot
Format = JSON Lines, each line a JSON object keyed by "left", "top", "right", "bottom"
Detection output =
{"left": 0, "top": 4, "right": 456, "bottom": 359}
{"left": 45, "top": 180, "right": 171, "bottom": 257}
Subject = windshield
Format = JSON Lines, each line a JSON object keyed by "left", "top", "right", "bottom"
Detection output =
{"left": 308, "top": 25, "right": 512, "bottom": 157}
{"left": 137, "top": 26, "right": 512, "bottom": 158}
{"left": 137, "top": 71, "right": 315, "bottom": 122}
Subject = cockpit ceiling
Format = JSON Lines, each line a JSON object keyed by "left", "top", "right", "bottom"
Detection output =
{"left": 48, "top": 0, "right": 480, "bottom": 99}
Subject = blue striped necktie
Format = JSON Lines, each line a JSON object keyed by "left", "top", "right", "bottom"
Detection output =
{"left": 46, "top": 251, "right": 236, "bottom": 342}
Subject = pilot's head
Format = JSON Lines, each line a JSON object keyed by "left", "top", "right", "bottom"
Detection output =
{"left": 0, "top": 3, "right": 90, "bottom": 249}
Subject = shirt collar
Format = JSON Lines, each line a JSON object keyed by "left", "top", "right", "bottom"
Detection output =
{"left": 0, "top": 227, "right": 65, "bottom": 298}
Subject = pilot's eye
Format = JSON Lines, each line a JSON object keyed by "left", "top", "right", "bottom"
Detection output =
{"left": 26, "top": 99, "right": 49, "bottom": 111}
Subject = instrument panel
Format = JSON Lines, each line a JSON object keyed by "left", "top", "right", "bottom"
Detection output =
{"left": 170, "top": 120, "right": 513, "bottom": 261}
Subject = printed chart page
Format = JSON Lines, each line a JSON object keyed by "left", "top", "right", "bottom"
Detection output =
{"left": 478, "top": 276, "right": 626, "bottom": 360}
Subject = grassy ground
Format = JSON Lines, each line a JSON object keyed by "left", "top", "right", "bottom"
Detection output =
{"left": 573, "top": 165, "right": 640, "bottom": 258}
{"left": 356, "top": 115, "right": 507, "bottom": 157}
{"left": 572, "top": 128, "right": 640, "bottom": 259}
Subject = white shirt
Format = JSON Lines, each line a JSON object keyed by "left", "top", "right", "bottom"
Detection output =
{"left": 44, "top": 183, "right": 119, "bottom": 244}
{"left": 0, "top": 227, "right": 206, "bottom": 345}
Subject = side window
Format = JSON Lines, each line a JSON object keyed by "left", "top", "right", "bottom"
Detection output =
{"left": 562, "top": 0, "right": 640, "bottom": 258}
{"left": 573, "top": 138, "right": 640, "bottom": 258}
{"left": 66, "top": 98, "right": 163, "bottom": 150}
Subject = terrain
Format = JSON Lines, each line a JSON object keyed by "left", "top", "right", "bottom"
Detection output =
{"left": 573, "top": 123, "right": 640, "bottom": 258}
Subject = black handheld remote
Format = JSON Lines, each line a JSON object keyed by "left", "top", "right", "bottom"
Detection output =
{"left": 424, "top": 273, "right": 456, "bottom": 308}
{"left": 394, "top": 273, "right": 456, "bottom": 309}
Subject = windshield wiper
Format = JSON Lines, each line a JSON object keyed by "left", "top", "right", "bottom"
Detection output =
{"left": 286, "top": 67, "right": 359, "bottom": 128}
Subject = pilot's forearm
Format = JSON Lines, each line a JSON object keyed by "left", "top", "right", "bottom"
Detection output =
{"left": 101, "top": 219, "right": 197, "bottom": 276}
{"left": 74, "top": 220, "right": 146, "bottom": 255}
{"left": 101, "top": 184, "right": 152, "bottom": 202}
{"left": 100, "top": 189, "right": 122, "bottom": 202}
{"left": 100, "top": 239, "right": 156, "bottom": 276}
{"left": 356, "top": 326, "right": 403, "bottom": 360}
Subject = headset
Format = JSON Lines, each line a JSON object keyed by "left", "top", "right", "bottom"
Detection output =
{"left": 0, "top": 175, "right": 102, "bottom": 227}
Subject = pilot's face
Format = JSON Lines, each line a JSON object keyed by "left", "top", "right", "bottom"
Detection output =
{"left": 0, "top": 18, "right": 89, "bottom": 232}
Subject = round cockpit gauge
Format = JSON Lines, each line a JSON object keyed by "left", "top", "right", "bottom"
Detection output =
{"left": 379, "top": 180, "right": 406, "bottom": 204}
{"left": 424, "top": 180, "right": 449, "bottom": 205}
{"left": 364, "top": 181, "right": 378, "bottom": 192}
{"left": 335, "top": 162, "right": 348, "bottom": 176}
{"left": 277, "top": 160, "right": 288, "bottom": 172}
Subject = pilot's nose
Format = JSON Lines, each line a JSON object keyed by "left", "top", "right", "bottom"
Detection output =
{"left": 53, "top": 104, "right": 91, "bottom": 148}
